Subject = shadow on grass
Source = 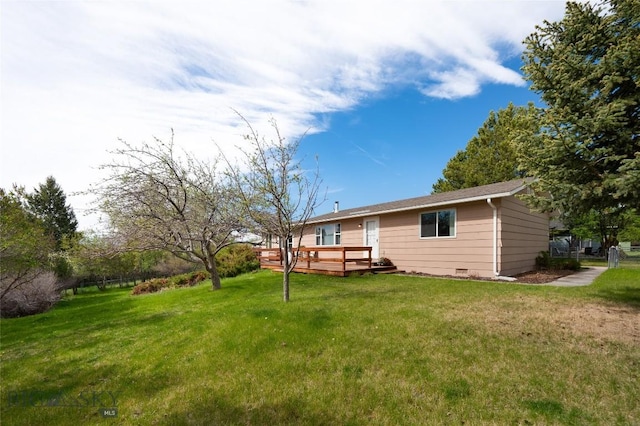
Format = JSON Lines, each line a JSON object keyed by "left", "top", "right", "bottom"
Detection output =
{"left": 161, "top": 393, "right": 343, "bottom": 425}
{"left": 1, "top": 288, "right": 139, "bottom": 343}
{"left": 1, "top": 362, "right": 175, "bottom": 426}
{"left": 586, "top": 269, "right": 640, "bottom": 310}
{"left": 591, "top": 286, "right": 640, "bottom": 309}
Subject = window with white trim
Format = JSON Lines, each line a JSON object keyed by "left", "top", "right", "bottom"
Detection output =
{"left": 420, "top": 209, "right": 456, "bottom": 238}
{"left": 315, "top": 223, "right": 341, "bottom": 246}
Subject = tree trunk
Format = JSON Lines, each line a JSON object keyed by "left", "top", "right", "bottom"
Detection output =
{"left": 98, "top": 276, "right": 107, "bottom": 291}
{"left": 207, "top": 257, "right": 222, "bottom": 290}
{"left": 282, "top": 248, "right": 290, "bottom": 302}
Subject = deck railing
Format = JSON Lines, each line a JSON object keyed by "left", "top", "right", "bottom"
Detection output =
{"left": 253, "top": 246, "right": 373, "bottom": 273}
{"left": 253, "top": 248, "right": 282, "bottom": 264}
{"left": 297, "top": 246, "right": 373, "bottom": 272}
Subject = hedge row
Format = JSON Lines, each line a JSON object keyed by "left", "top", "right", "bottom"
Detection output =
{"left": 131, "top": 244, "right": 261, "bottom": 295}
{"left": 132, "top": 271, "right": 208, "bottom": 295}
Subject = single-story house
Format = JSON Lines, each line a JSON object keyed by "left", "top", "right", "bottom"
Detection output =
{"left": 297, "top": 178, "right": 548, "bottom": 278}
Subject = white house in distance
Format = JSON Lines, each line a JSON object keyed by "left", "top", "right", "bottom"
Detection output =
{"left": 294, "top": 178, "right": 549, "bottom": 279}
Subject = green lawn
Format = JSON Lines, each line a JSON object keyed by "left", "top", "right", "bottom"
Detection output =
{"left": 582, "top": 257, "right": 640, "bottom": 269}
{"left": 1, "top": 269, "right": 639, "bottom": 425}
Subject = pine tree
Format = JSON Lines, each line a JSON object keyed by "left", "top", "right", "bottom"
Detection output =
{"left": 520, "top": 0, "right": 640, "bottom": 216}
{"left": 26, "top": 176, "right": 78, "bottom": 250}
{"left": 432, "top": 102, "right": 540, "bottom": 193}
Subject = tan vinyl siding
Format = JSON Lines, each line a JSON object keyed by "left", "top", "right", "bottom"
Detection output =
{"left": 298, "top": 193, "right": 548, "bottom": 278}
{"left": 376, "top": 201, "right": 496, "bottom": 277}
{"left": 299, "top": 228, "right": 316, "bottom": 247}
{"left": 498, "top": 196, "right": 549, "bottom": 276}
{"left": 338, "top": 220, "right": 364, "bottom": 246}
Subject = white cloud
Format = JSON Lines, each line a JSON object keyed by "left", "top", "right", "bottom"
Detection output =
{"left": 0, "top": 0, "right": 566, "bottom": 229}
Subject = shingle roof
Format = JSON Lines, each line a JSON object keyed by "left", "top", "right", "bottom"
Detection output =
{"left": 308, "top": 178, "right": 534, "bottom": 224}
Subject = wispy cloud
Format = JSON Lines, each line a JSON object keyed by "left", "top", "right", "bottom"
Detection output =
{"left": 352, "top": 144, "right": 388, "bottom": 168}
{"left": 0, "top": 0, "right": 566, "bottom": 228}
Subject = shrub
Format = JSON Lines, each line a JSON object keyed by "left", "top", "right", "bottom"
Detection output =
{"left": 131, "top": 244, "right": 260, "bottom": 296}
{"left": 132, "top": 271, "right": 208, "bottom": 295}
{"left": 172, "top": 274, "right": 190, "bottom": 287}
{"left": 552, "top": 258, "right": 581, "bottom": 271}
{"left": 216, "top": 244, "right": 260, "bottom": 278}
{"left": 535, "top": 251, "right": 581, "bottom": 271}
{"left": 0, "top": 271, "right": 61, "bottom": 318}
{"left": 131, "top": 278, "right": 170, "bottom": 295}
{"left": 179, "top": 270, "right": 207, "bottom": 286}
{"left": 535, "top": 251, "right": 551, "bottom": 269}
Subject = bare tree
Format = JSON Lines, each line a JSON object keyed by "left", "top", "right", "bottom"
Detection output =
{"left": 1, "top": 270, "right": 60, "bottom": 318}
{"left": 91, "top": 132, "right": 242, "bottom": 290}
{"left": 224, "top": 115, "right": 323, "bottom": 302}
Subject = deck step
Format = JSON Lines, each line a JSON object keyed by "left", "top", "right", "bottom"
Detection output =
{"left": 374, "top": 268, "right": 403, "bottom": 274}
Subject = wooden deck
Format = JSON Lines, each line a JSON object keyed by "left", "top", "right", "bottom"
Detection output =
{"left": 254, "top": 247, "right": 398, "bottom": 277}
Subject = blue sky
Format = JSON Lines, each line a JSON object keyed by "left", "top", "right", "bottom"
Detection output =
{"left": 0, "top": 1, "right": 568, "bottom": 230}
{"left": 301, "top": 61, "right": 543, "bottom": 214}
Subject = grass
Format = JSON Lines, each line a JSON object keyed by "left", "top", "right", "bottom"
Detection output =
{"left": 1, "top": 268, "right": 639, "bottom": 425}
{"left": 582, "top": 258, "right": 640, "bottom": 269}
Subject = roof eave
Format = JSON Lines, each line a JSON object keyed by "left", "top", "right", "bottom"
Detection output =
{"left": 307, "top": 182, "right": 530, "bottom": 224}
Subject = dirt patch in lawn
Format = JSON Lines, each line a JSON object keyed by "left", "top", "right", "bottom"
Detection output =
{"left": 553, "top": 302, "right": 640, "bottom": 345}
{"left": 462, "top": 296, "right": 640, "bottom": 346}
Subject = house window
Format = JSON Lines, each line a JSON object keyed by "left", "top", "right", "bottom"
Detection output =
{"left": 420, "top": 209, "right": 456, "bottom": 238}
{"left": 315, "top": 224, "right": 341, "bottom": 246}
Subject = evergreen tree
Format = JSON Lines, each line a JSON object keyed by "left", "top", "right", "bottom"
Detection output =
{"left": 432, "top": 102, "right": 540, "bottom": 193}
{"left": 520, "top": 0, "right": 640, "bottom": 221}
{"left": 26, "top": 176, "right": 78, "bottom": 250}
